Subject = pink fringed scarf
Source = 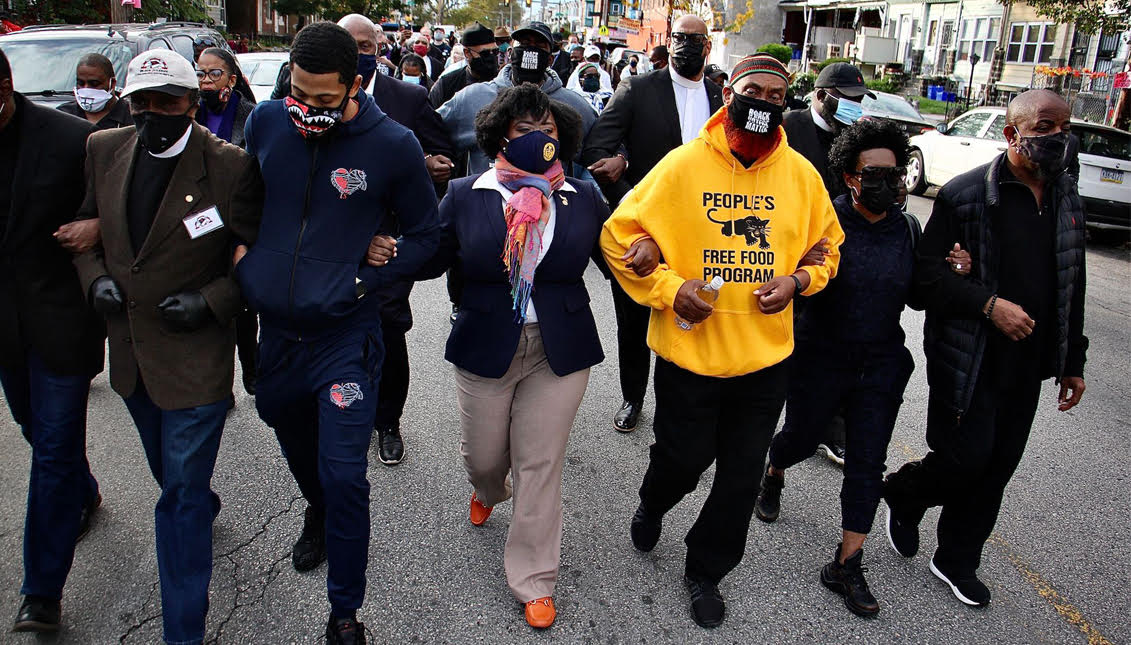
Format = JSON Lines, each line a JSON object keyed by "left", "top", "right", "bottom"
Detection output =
{"left": 495, "top": 155, "right": 566, "bottom": 322}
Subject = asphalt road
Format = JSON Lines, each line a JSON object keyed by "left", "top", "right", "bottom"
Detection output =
{"left": 0, "top": 192, "right": 1127, "bottom": 645}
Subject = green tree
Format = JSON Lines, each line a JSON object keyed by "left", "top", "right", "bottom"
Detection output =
{"left": 999, "top": 0, "right": 1130, "bottom": 35}
{"left": 321, "top": 0, "right": 407, "bottom": 22}
{"left": 271, "top": 0, "right": 320, "bottom": 29}
{"left": 9, "top": 0, "right": 110, "bottom": 24}
{"left": 755, "top": 43, "right": 793, "bottom": 65}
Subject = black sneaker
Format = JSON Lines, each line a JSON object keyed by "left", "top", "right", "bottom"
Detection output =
{"left": 242, "top": 370, "right": 257, "bottom": 396}
{"left": 820, "top": 544, "right": 880, "bottom": 617}
{"left": 754, "top": 466, "right": 783, "bottom": 523}
{"left": 684, "top": 575, "right": 725, "bottom": 628}
{"left": 629, "top": 504, "right": 662, "bottom": 552}
{"left": 77, "top": 493, "right": 102, "bottom": 544}
{"left": 326, "top": 616, "right": 366, "bottom": 645}
{"left": 817, "top": 441, "right": 846, "bottom": 466}
{"left": 12, "top": 595, "right": 60, "bottom": 632}
{"left": 449, "top": 305, "right": 459, "bottom": 325}
{"left": 375, "top": 425, "right": 405, "bottom": 465}
{"left": 293, "top": 505, "right": 327, "bottom": 572}
{"left": 930, "top": 557, "right": 990, "bottom": 607}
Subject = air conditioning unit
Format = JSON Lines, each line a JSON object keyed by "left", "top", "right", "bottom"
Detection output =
{"left": 826, "top": 43, "right": 842, "bottom": 59}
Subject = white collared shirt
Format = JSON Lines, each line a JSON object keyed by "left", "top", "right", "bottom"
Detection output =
{"left": 148, "top": 124, "right": 192, "bottom": 159}
{"left": 810, "top": 105, "right": 835, "bottom": 133}
{"left": 472, "top": 170, "right": 578, "bottom": 323}
{"left": 671, "top": 68, "right": 710, "bottom": 144}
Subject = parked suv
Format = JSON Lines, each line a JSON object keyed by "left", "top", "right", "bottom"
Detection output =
{"left": 0, "top": 22, "right": 229, "bottom": 108}
{"left": 906, "top": 106, "right": 1130, "bottom": 230}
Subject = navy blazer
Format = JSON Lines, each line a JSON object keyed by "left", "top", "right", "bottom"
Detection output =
{"left": 421, "top": 174, "right": 609, "bottom": 378}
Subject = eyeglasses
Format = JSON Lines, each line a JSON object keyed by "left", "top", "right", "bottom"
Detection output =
{"left": 851, "top": 165, "right": 908, "bottom": 187}
{"left": 195, "top": 68, "right": 227, "bottom": 82}
{"left": 671, "top": 32, "right": 708, "bottom": 45}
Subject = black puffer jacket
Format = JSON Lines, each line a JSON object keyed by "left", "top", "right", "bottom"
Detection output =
{"left": 913, "top": 153, "right": 1087, "bottom": 416}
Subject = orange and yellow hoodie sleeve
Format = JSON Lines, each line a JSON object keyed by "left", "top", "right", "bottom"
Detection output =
{"left": 600, "top": 175, "right": 687, "bottom": 311}
{"left": 795, "top": 180, "right": 844, "bottom": 296}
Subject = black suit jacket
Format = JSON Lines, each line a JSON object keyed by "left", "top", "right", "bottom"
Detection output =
{"left": 369, "top": 70, "right": 453, "bottom": 332}
{"left": 0, "top": 94, "right": 106, "bottom": 377}
{"left": 581, "top": 67, "right": 724, "bottom": 206}
{"left": 783, "top": 107, "right": 844, "bottom": 199}
{"left": 419, "top": 175, "right": 608, "bottom": 378}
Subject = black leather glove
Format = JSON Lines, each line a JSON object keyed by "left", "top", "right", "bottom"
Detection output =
{"left": 157, "top": 291, "right": 214, "bottom": 332}
{"left": 90, "top": 275, "right": 124, "bottom": 316}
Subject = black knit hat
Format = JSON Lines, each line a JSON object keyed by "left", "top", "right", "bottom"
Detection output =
{"left": 290, "top": 22, "right": 359, "bottom": 86}
{"left": 462, "top": 22, "right": 495, "bottom": 47}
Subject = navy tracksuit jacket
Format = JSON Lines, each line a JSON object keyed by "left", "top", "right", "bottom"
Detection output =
{"left": 235, "top": 90, "right": 439, "bottom": 613}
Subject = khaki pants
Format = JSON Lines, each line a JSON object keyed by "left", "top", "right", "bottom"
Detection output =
{"left": 454, "top": 325, "right": 589, "bottom": 602}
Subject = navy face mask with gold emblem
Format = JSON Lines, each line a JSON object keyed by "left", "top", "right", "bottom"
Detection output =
{"left": 503, "top": 130, "right": 559, "bottom": 175}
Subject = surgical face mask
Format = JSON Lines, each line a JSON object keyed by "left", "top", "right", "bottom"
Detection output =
{"left": 284, "top": 94, "right": 347, "bottom": 139}
{"left": 74, "top": 87, "right": 114, "bottom": 113}
{"left": 133, "top": 110, "right": 192, "bottom": 154}
{"left": 402, "top": 73, "right": 423, "bottom": 85}
{"left": 499, "top": 42, "right": 511, "bottom": 53}
{"left": 582, "top": 75, "right": 601, "bottom": 92}
{"left": 502, "top": 130, "right": 560, "bottom": 174}
{"left": 820, "top": 91, "right": 864, "bottom": 126}
{"left": 1015, "top": 131, "right": 1071, "bottom": 177}
{"left": 510, "top": 46, "right": 550, "bottom": 85}
{"left": 727, "top": 93, "right": 784, "bottom": 136}
{"left": 852, "top": 179, "right": 899, "bottom": 215}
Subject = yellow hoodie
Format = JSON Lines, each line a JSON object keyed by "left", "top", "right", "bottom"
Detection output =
{"left": 600, "top": 108, "right": 845, "bottom": 378}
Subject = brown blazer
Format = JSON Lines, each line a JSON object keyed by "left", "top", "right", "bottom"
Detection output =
{"left": 74, "top": 123, "right": 263, "bottom": 410}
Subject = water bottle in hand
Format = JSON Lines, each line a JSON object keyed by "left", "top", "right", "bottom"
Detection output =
{"left": 675, "top": 276, "right": 724, "bottom": 331}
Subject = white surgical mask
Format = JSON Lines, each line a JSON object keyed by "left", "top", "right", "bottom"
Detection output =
{"left": 74, "top": 87, "right": 114, "bottom": 113}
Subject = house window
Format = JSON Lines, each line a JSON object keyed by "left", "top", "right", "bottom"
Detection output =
{"left": 957, "top": 17, "right": 999, "bottom": 62}
{"left": 927, "top": 20, "right": 937, "bottom": 46}
{"left": 1007, "top": 22, "right": 1056, "bottom": 63}
{"left": 262, "top": 0, "right": 272, "bottom": 22}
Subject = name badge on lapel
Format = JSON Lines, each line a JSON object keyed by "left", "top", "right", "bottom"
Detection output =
{"left": 183, "top": 206, "right": 224, "bottom": 239}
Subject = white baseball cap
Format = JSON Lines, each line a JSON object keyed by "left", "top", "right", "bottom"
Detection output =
{"left": 584, "top": 44, "right": 601, "bottom": 60}
{"left": 121, "top": 50, "right": 198, "bottom": 98}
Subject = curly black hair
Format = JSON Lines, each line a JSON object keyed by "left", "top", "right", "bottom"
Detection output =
{"left": 290, "top": 22, "right": 359, "bottom": 87}
{"left": 828, "top": 118, "right": 911, "bottom": 183}
{"left": 474, "top": 84, "right": 583, "bottom": 163}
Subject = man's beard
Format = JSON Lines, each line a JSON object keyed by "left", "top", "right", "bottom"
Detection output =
{"left": 723, "top": 117, "right": 782, "bottom": 167}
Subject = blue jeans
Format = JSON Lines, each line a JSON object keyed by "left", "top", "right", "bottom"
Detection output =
{"left": 255, "top": 323, "right": 381, "bottom": 617}
{"left": 0, "top": 351, "right": 98, "bottom": 600}
{"left": 123, "top": 381, "right": 227, "bottom": 645}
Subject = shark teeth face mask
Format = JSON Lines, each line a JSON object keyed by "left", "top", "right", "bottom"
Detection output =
{"left": 284, "top": 95, "right": 346, "bottom": 139}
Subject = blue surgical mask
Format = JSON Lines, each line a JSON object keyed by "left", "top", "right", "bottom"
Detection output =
{"left": 832, "top": 96, "right": 864, "bottom": 125}
{"left": 402, "top": 74, "right": 422, "bottom": 85}
{"left": 502, "top": 130, "right": 560, "bottom": 175}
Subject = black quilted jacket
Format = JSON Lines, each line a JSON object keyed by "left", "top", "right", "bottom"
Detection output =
{"left": 912, "top": 153, "right": 1088, "bottom": 417}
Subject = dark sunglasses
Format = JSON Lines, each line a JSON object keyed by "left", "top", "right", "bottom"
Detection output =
{"left": 671, "top": 32, "right": 708, "bottom": 45}
{"left": 470, "top": 48, "right": 500, "bottom": 58}
{"left": 852, "top": 166, "right": 907, "bottom": 187}
{"left": 195, "top": 68, "right": 227, "bottom": 82}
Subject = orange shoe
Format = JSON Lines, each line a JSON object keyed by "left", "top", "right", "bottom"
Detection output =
{"left": 524, "top": 597, "right": 555, "bottom": 628}
{"left": 469, "top": 492, "right": 493, "bottom": 526}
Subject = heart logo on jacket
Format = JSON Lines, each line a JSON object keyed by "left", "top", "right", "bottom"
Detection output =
{"left": 330, "top": 168, "right": 368, "bottom": 199}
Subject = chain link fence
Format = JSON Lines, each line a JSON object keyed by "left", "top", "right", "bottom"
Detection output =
{"left": 1030, "top": 70, "right": 1121, "bottom": 125}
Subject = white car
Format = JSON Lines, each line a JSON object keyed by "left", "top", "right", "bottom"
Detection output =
{"left": 237, "top": 52, "right": 289, "bottom": 103}
{"left": 906, "top": 106, "right": 1130, "bottom": 229}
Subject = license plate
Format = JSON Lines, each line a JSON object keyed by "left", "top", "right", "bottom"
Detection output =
{"left": 1101, "top": 168, "right": 1124, "bottom": 184}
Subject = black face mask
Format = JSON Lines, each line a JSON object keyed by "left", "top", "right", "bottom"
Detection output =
{"left": 510, "top": 46, "right": 550, "bottom": 85}
{"left": 727, "top": 93, "right": 784, "bottom": 136}
{"left": 200, "top": 87, "right": 230, "bottom": 113}
{"left": 582, "top": 75, "right": 601, "bottom": 92}
{"left": 1016, "top": 131, "right": 1071, "bottom": 178}
{"left": 854, "top": 179, "right": 899, "bottom": 215}
{"left": 670, "top": 40, "right": 705, "bottom": 79}
{"left": 468, "top": 52, "right": 499, "bottom": 80}
{"left": 133, "top": 110, "right": 192, "bottom": 154}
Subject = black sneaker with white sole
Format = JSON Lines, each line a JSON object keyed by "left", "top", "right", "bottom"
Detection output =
{"left": 884, "top": 502, "right": 920, "bottom": 558}
{"left": 817, "top": 442, "right": 846, "bottom": 466}
{"left": 930, "top": 558, "right": 990, "bottom": 607}
{"left": 375, "top": 425, "right": 405, "bottom": 465}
